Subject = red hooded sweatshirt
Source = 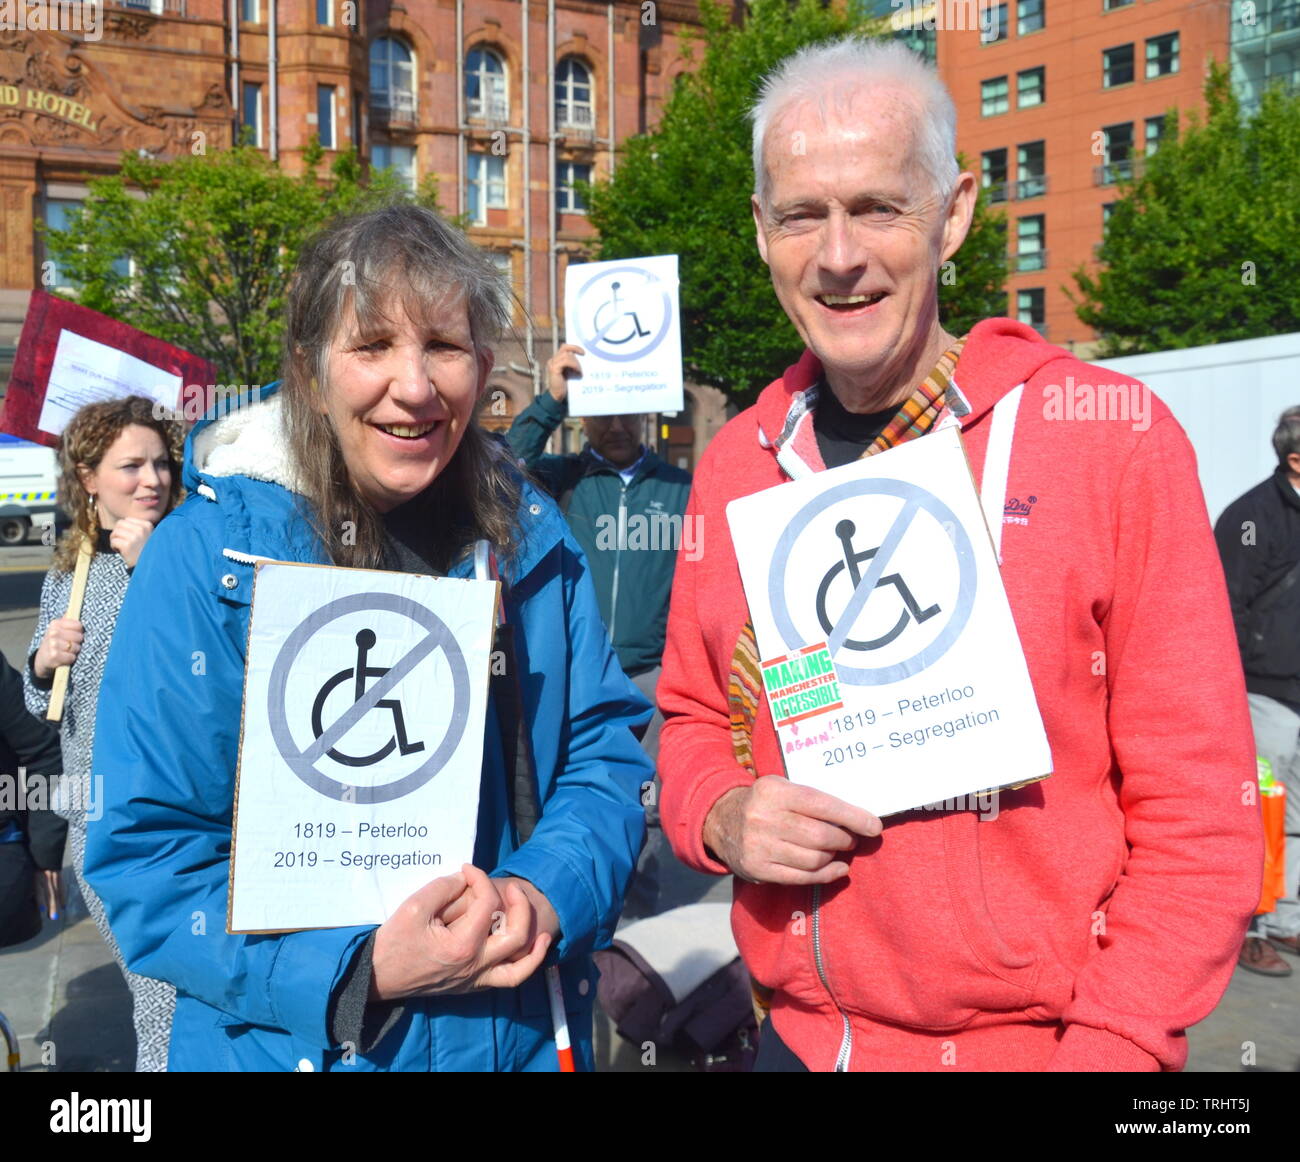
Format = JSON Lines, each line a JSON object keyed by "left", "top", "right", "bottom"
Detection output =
{"left": 657, "top": 319, "right": 1262, "bottom": 1072}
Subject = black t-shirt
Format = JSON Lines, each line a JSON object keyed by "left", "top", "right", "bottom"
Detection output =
{"left": 813, "top": 383, "right": 897, "bottom": 470}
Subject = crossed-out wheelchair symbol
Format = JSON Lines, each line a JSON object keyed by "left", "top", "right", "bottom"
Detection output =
{"left": 310, "top": 628, "right": 426, "bottom": 768}
{"left": 268, "top": 593, "right": 470, "bottom": 804}
{"left": 766, "top": 478, "right": 977, "bottom": 687}
{"left": 574, "top": 265, "right": 672, "bottom": 364}
{"left": 815, "top": 518, "right": 942, "bottom": 651}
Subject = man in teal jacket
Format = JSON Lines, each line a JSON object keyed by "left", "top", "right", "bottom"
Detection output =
{"left": 84, "top": 384, "right": 651, "bottom": 1071}
{"left": 507, "top": 346, "right": 694, "bottom": 918}
{"left": 506, "top": 345, "right": 693, "bottom": 681}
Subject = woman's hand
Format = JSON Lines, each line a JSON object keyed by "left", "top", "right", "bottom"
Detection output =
{"left": 34, "top": 617, "right": 84, "bottom": 681}
{"left": 368, "top": 864, "right": 553, "bottom": 1002}
{"left": 110, "top": 517, "right": 157, "bottom": 570}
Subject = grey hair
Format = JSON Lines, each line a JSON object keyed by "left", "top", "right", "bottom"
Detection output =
{"left": 279, "top": 201, "right": 521, "bottom": 571}
{"left": 1273, "top": 406, "right": 1300, "bottom": 467}
{"left": 750, "top": 36, "right": 960, "bottom": 209}
{"left": 285, "top": 201, "right": 509, "bottom": 357}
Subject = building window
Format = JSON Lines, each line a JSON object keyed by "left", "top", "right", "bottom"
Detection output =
{"left": 556, "top": 161, "right": 591, "bottom": 214}
{"left": 981, "top": 2, "right": 1007, "bottom": 44}
{"left": 1016, "top": 214, "right": 1045, "bottom": 271}
{"left": 1102, "top": 44, "right": 1135, "bottom": 88}
{"left": 1102, "top": 0, "right": 1133, "bottom": 8}
{"left": 488, "top": 251, "right": 514, "bottom": 318}
{"left": 43, "top": 200, "right": 131, "bottom": 290}
{"left": 316, "top": 0, "right": 331, "bottom": 24}
{"left": 1017, "top": 66, "right": 1044, "bottom": 108}
{"left": 240, "top": 0, "right": 258, "bottom": 21}
{"left": 1146, "top": 32, "right": 1179, "bottom": 78}
{"left": 241, "top": 81, "right": 262, "bottom": 147}
{"left": 371, "top": 37, "right": 416, "bottom": 119}
{"left": 1098, "top": 121, "right": 1134, "bottom": 183}
{"left": 981, "top": 149, "right": 1007, "bottom": 203}
{"left": 372, "top": 144, "right": 416, "bottom": 191}
{"left": 466, "top": 153, "right": 506, "bottom": 226}
{"left": 556, "top": 58, "right": 594, "bottom": 131}
{"left": 1102, "top": 202, "right": 1116, "bottom": 229}
{"left": 1017, "top": 0, "right": 1044, "bottom": 35}
{"left": 466, "top": 48, "right": 508, "bottom": 122}
{"left": 981, "top": 76, "right": 1009, "bottom": 116}
{"left": 1016, "top": 140, "right": 1046, "bottom": 198}
{"left": 1016, "top": 288, "right": 1045, "bottom": 333}
{"left": 317, "top": 85, "right": 336, "bottom": 150}
{"left": 1145, "top": 114, "right": 1166, "bottom": 155}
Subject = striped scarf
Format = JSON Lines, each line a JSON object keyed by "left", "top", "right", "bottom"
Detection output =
{"left": 728, "top": 338, "right": 966, "bottom": 772}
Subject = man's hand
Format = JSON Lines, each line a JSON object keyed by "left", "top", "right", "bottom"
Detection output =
{"left": 33, "top": 616, "right": 84, "bottom": 681}
{"left": 546, "top": 344, "right": 585, "bottom": 403}
{"left": 109, "top": 517, "right": 157, "bottom": 570}
{"left": 369, "top": 864, "right": 552, "bottom": 1001}
{"left": 702, "top": 776, "right": 882, "bottom": 885}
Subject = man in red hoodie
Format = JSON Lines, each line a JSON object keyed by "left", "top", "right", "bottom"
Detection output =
{"left": 656, "top": 36, "right": 1263, "bottom": 1071}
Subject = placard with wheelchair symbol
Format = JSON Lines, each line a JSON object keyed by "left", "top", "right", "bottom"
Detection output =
{"left": 563, "top": 254, "right": 684, "bottom": 417}
{"left": 229, "top": 561, "right": 498, "bottom": 933}
{"left": 727, "top": 425, "right": 1051, "bottom": 817}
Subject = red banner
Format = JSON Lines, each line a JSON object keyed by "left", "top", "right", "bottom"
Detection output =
{"left": 1, "top": 290, "right": 219, "bottom": 448}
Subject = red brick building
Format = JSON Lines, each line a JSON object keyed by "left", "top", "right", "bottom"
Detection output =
{"left": 0, "top": 0, "right": 733, "bottom": 466}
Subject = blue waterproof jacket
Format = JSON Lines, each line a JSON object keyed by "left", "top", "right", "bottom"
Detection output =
{"left": 84, "top": 385, "right": 651, "bottom": 1071}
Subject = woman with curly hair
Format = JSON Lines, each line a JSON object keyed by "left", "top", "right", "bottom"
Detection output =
{"left": 24, "top": 394, "right": 185, "bottom": 1072}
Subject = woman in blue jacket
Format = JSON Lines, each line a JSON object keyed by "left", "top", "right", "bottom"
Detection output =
{"left": 84, "top": 204, "right": 651, "bottom": 1071}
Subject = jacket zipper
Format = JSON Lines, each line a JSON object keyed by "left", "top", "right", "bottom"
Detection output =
{"left": 811, "top": 883, "right": 853, "bottom": 1071}
{"left": 609, "top": 480, "right": 627, "bottom": 641}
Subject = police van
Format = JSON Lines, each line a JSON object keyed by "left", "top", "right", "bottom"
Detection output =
{"left": 0, "top": 432, "right": 58, "bottom": 545}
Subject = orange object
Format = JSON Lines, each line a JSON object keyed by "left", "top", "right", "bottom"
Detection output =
{"left": 1255, "top": 784, "right": 1287, "bottom": 916}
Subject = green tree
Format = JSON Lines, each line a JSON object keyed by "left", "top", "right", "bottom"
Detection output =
{"left": 1072, "top": 64, "right": 1300, "bottom": 356}
{"left": 585, "top": 0, "right": 1008, "bottom": 404}
{"left": 41, "top": 140, "right": 447, "bottom": 385}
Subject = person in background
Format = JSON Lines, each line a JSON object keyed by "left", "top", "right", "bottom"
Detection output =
{"left": 24, "top": 396, "right": 183, "bottom": 1070}
{"left": 1215, "top": 405, "right": 1300, "bottom": 977}
{"left": 0, "top": 651, "right": 66, "bottom": 950}
{"left": 85, "top": 204, "right": 650, "bottom": 1072}
{"left": 507, "top": 345, "right": 694, "bottom": 918}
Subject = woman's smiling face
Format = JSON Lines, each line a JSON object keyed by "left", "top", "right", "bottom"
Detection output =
{"left": 319, "top": 290, "right": 491, "bottom": 513}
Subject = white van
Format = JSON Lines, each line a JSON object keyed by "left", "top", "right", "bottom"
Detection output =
{"left": 0, "top": 432, "right": 58, "bottom": 545}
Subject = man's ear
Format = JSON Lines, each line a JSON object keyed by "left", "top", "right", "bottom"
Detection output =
{"left": 752, "top": 195, "right": 771, "bottom": 266}
{"left": 939, "top": 170, "right": 978, "bottom": 264}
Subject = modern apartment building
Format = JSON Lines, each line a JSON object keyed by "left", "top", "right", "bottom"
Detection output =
{"left": 875, "top": 0, "right": 1234, "bottom": 350}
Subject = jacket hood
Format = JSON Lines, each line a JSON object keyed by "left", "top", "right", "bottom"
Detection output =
{"left": 753, "top": 318, "right": 1070, "bottom": 476}
{"left": 183, "top": 380, "right": 306, "bottom": 496}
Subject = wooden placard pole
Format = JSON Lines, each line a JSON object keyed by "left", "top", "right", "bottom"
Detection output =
{"left": 46, "top": 535, "right": 93, "bottom": 723}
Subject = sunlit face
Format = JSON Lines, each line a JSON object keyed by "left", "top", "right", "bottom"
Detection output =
{"left": 752, "top": 84, "right": 974, "bottom": 402}
{"left": 319, "top": 292, "right": 491, "bottom": 513}
{"left": 79, "top": 424, "right": 173, "bottom": 530}
{"left": 584, "top": 412, "right": 643, "bottom": 469}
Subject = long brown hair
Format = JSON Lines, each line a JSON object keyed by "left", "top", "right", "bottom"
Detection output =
{"left": 280, "top": 203, "right": 521, "bottom": 573}
{"left": 53, "top": 396, "right": 185, "bottom": 571}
